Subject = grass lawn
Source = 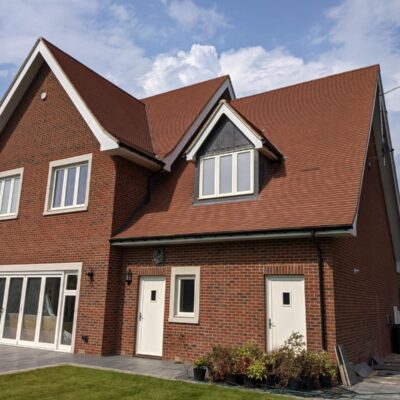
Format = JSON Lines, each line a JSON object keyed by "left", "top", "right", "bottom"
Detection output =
{"left": 0, "top": 366, "right": 291, "bottom": 400}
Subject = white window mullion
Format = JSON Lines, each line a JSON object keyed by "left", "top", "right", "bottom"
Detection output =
{"left": 215, "top": 154, "right": 220, "bottom": 196}
{"left": 60, "top": 169, "right": 67, "bottom": 208}
{"left": 233, "top": 152, "right": 237, "bottom": 194}
{"left": 0, "top": 180, "right": 4, "bottom": 212}
{"left": 73, "top": 166, "right": 81, "bottom": 207}
{"left": 6, "top": 178, "right": 15, "bottom": 214}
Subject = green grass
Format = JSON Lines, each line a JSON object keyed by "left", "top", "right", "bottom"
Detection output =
{"left": 0, "top": 366, "right": 290, "bottom": 400}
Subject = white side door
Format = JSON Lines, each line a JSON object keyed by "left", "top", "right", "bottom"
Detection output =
{"left": 266, "top": 276, "right": 307, "bottom": 351}
{"left": 136, "top": 276, "right": 166, "bottom": 357}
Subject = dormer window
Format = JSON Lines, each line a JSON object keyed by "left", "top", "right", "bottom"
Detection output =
{"left": 186, "top": 100, "right": 282, "bottom": 203}
{"left": 199, "top": 149, "right": 254, "bottom": 199}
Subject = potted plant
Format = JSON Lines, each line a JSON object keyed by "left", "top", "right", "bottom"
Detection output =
{"left": 227, "top": 343, "right": 258, "bottom": 385}
{"left": 244, "top": 359, "right": 267, "bottom": 388}
{"left": 206, "top": 345, "right": 232, "bottom": 382}
{"left": 264, "top": 351, "right": 278, "bottom": 386}
{"left": 193, "top": 356, "right": 208, "bottom": 382}
{"left": 317, "top": 351, "right": 337, "bottom": 388}
{"left": 275, "top": 332, "right": 305, "bottom": 390}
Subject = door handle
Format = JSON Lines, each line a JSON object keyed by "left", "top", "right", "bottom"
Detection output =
{"left": 268, "top": 318, "right": 272, "bottom": 329}
{"left": 139, "top": 312, "right": 143, "bottom": 321}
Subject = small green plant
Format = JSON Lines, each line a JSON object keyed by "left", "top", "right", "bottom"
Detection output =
{"left": 246, "top": 360, "right": 267, "bottom": 381}
{"left": 231, "top": 342, "right": 264, "bottom": 375}
{"left": 193, "top": 356, "right": 209, "bottom": 369}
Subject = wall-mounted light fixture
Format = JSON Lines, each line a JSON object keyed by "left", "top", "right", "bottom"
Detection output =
{"left": 125, "top": 269, "right": 132, "bottom": 285}
{"left": 86, "top": 269, "right": 94, "bottom": 281}
{"left": 353, "top": 268, "right": 360, "bottom": 275}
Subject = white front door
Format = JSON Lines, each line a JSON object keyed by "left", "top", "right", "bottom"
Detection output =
{"left": 266, "top": 276, "right": 307, "bottom": 351}
{"left": 136, "top": 276, "right": 165, "bottom": 357}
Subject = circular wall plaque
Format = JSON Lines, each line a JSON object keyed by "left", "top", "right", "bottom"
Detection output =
{"left": 153, "top": 248, "right": 164, "bottom": 265}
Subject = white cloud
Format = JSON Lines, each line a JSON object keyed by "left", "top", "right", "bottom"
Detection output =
{"left": 141, "top": 0, "right": 400, "bottom": 158}
{"left": 0, "top": 0, "right": 151, "bottom": 95}
{"left": 162, "top": 0, "right": 229, "bottom": 39}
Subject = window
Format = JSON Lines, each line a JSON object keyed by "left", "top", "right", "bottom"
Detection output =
{"left": 282, "top": 292, "right": 291, "bottom": 306}
{"left": 177, "top": 276, "right": 195, "bottom": 315}
{"left": 199, "top": 149, "right": 253, "bottom": 199}
{"left": 44, "top": 154, "right": 92, "bottom": 215}
{"left": 0, "top": 168, "right": 23, "bottom": 220}
{"left": 169, "top": 267, "right": 200, "bottom": 324}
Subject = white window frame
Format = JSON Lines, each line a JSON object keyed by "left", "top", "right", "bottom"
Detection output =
{"left": 169, "top": 267, "right": 200, "bottom": 324}
{"left": 44, "top": 154, "right": 92, "bottom": 215}
{"left": 0, "top": 167, "right": 24, "bottom": 221}
{"left": 199, "top": 149, "right": 254, "bottom": 199}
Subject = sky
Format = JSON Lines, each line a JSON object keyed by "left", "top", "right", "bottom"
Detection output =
{"left": 0, "top": 0, "right": 400, "bottom": 172}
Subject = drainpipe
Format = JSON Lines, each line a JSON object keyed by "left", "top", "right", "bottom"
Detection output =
{"left": 311, "top": 230, "right": 328, "bottom": 351}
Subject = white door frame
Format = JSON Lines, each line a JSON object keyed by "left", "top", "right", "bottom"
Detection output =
{"left": 136, "top": 276, "right": 166, "bottom": 357}
{"left": 266, "top": 275, "right": 307, "bottom": 352}
{"left": 0, "top": 263, "right": 81, "bottom": 353}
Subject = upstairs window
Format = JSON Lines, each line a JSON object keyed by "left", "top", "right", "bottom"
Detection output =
{"left": 199, "top": 149, "right": 254, "bottom": 199}
{"left": 44, "top": 154, "right": 92, "bottom": 215}
{"left": 0, "top": 168, "right": 23, "bottom": 220}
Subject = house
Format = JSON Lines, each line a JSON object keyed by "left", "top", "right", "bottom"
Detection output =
{"left": 0, "top": 38, "right": 399, "bottom": 364}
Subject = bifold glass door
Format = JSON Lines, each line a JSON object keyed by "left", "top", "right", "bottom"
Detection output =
{"left": 0, "top": 273, "right": 78, "bottom": 352}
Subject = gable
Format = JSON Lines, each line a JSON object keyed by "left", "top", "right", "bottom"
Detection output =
{"left": 198, "top": 115, "right": 253, "bottom": 157}
{"left": 186, "top": 100, "right": 281, "bottom": 162}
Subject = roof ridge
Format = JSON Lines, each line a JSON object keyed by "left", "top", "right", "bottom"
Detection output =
{"left": 41, "top": 38, "right": 147, "bottom": 107}
{"left": 232, "top": 64, "right": 380, "bottom": 104}
{"left": 141, "top": 75, "right": 229, "bottom": 100}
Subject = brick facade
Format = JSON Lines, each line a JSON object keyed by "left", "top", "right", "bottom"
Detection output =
{"left": 118, "top": 240, "right": 336, "bottom": 360}
{"left": 331, "top": 132, "right": 398, "bottom": 363}
{"left": 0, "top": 63, "right": 398, "bottom": 364}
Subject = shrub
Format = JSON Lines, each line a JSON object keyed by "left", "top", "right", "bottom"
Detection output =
{"left": 206, "top": 345, "right": 232, "bottom": 381}
{"left": 231, "top": 342, "right": 264, "bottom": 375}
{"left": 246, "top": 359, "right": 267, "bottom": 381}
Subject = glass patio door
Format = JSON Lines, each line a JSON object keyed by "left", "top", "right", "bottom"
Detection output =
{"left": 0, "top": 275, "right": 64, "bottom": 349}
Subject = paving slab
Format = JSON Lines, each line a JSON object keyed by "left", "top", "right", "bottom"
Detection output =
{"left": 4, "top": 345, "right": 400, "bottom": 399}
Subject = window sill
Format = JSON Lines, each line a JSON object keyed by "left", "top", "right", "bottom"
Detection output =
{"left": 168, "top": 316, "right": 199, "bottom": 324}
{"left": 43, "top": 206, "right": 88, "bottom": 216}
{"left": 0, "top": 214, "right": 18, "bottom": 221}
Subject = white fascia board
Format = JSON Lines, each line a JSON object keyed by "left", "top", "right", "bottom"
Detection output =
{"left": 186, "top": 101, "right": 263, "bottom": 162}
{"left": 162, "top": 78, "right": 235, "bottom": 171}
{"left": 0, "top": 40, "right": 118, "bottom": 152}
{"left": 38, "top": 41, "right": 118, "bottom": 151}
{"left": 105, "top": 146, "right": 163, "bottom": 171}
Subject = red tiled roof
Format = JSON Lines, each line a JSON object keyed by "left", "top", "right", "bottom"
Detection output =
{"left": 113, "top": 65, "right": 379, "bottom": 240}
{"left": 43, "top": 39, "right": 155, "bottom": 156}
{"left": 141, "top": 76, "right": 229, "bottom": 158}
{"left": 43, "top": 39, "right": 229, "bottom": 161}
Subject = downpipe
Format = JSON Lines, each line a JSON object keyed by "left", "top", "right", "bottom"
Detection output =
{"left": 311, "top": 230, "right": 328, "bottom": 351}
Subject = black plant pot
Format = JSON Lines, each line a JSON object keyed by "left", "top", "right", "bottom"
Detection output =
{"left": 287, "top": 377, "right": 302, "bottom": 391}
{"left": 319, "top": 374, "right": 332, "bottom": 388}
{"left": 301, "top": 375, "right": 315, "bottom": 391}
{"left": 226, "top": 373, "right": 243, "bottom": 385}
{"left": 193, "top": 367, "right": 206, "bottom": 382}
{"left": 243, "top": 376, "right": 256, "bottom": 388}
{"left": 265, "top": 374, "right": 276, "bottom": 387}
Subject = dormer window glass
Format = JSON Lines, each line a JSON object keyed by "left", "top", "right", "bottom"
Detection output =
{"left": 199, "top": 149, "right": 254, "bottom": 199}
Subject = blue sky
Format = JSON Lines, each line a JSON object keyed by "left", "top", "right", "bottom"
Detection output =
{"left": 0, "top": 0, "right": 399, "bottom": 169}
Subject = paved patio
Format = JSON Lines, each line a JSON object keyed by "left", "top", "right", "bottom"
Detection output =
{"left": 2, "top": 344, "right": 400, "bottom": 399}
{"left": 0, "top": 344, "right": 191, "bottom": 380}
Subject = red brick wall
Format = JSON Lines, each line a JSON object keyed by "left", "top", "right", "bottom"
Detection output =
{"left": 331, "top": 132, "right": 398, "bottom": 363}
{"left": 0, "top": 64, "right": 149, "bottom": 355}
{"left": 118, "top": 239, "right": 336, "bottom": 361}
